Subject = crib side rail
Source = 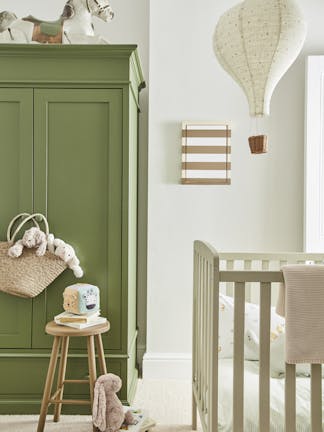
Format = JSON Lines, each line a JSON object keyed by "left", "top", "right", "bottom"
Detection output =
{"left": 193, "top": 241, "right": 324, "bottom": 432}
{"left": 221, "top": 270, "right": 323, "bottom": 432}
{"left": 220, "top": 252, "right": 324, "bottom": 302}
{"left": 193, "top": 241, "right": 219, "bottom": 432}
{"left": 219, "top": 252, "right": 324, "bottom": 261}
{"left": 220, "top": 270, "right": 283, "bottom": 282}
{"left": 222, "top": 270, "right": 282, "bottom": 432}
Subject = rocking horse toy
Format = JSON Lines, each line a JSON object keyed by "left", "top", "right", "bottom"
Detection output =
{"left": 0, "top": 0, "right": 114, "bottom": 44}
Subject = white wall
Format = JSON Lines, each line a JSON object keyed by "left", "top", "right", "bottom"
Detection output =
{"left": 144, "top": 0, "right": 324, "bottom": 379}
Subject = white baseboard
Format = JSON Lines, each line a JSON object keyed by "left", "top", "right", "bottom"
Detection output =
{"left": 137, "top": 343, "right": 147, "bottom": 361}
{"left": 143, "top": 353, "right": 192, "bottom": 380}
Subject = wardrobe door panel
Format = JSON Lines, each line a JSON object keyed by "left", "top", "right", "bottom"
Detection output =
{"left": 32, "top": 89, "right": 123, "bottom": 351}
{"left": 0, "top": 89, "right": 33, "bottom": 348}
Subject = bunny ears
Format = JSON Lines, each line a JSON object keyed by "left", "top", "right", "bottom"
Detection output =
{"left": 92, "top": 374, "right": 124, "bottom": 432}
{"left": 93, "top": 378, "right": 107, "bottom": 432}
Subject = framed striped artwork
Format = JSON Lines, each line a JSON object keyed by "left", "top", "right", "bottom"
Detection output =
{"left": 181, "top": 122, "right": 231, "bottom": 185}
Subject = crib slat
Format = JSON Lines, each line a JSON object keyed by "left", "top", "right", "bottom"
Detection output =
{"left": 210, "top": 255, "right": 219, "bottom": 432}
{"left": 204, "top": 259, "right": 209, "bottom": 414}
{"left": 311, "top": 364, "right": 322, "bottom": 432}
{"left": 285, "top": 363, "right": 296, "bottom": 432}
{"left": 192, "top": 251, "right": 198, "bottom": 430}
{"left": 226, "top": 259, "right": 234, "bottom": 296}
{"left": 202, "top": 258, "right": 206, "bottom": 413}
{"left": 202, "top": 257, "right": 206, "bottom": 409}
{"left": 206, "top": 262, "right": 212, "bottom": 428}
{"left": 233, "top": 282, "right": 245, "bottom": 432}
{"left": 202, "top": 257, "right": 208, "bottom": 413}
{"left": 259, "top": 282, "right": 271, "bottom": 432}
{"left": 244, "top": 260, "right": 252, "bottom": 301}
{"left": 198, "top": 256, "right": 203, "bottom": 406}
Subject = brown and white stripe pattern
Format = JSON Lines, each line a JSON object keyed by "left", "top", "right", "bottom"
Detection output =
{"left": 181, "top": 123, "right": 231, "bottom": 185}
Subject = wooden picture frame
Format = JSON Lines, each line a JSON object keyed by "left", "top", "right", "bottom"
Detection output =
{"left": 181, "top": 122, "right": 231, "bottom": 185}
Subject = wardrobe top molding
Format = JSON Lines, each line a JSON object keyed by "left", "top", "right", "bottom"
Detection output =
{"left": 0, "top": 44, "right": 145, "bottom": 92}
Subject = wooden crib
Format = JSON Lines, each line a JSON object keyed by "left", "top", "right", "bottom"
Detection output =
{"left": 192, "top": 240, "right": 324, "bottom": 432}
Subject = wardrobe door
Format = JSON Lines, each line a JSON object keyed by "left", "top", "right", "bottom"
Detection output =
{"left": 0, "top": 89, "right": 33, "bottom": 348}
{"left": 32, "top": 89, "right": 123, "bottom": 351}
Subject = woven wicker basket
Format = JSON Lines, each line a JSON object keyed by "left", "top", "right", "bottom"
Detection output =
{"left": 0, "top": 213, "right": 66, "bottom": 298}
{"left": 248, "top": 135, "right": 268, "bottom": 154}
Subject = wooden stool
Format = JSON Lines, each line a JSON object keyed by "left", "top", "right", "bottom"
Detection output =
{"left": 37, "top": 320, "right": 110, "bottom": 432}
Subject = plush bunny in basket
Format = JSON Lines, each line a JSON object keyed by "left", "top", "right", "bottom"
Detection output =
{"left": 7, "top": 213, "right": 83, "bottom": 278}
{"left": 8, "top": 226, "right": 47, "bottom": 258}
{"left": 0, "top": 213, "right": 83, "bottom": 299}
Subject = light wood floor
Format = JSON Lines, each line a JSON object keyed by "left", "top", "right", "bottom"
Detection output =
{"left": 0, "top": 380, "right": 200, "bottom": 431}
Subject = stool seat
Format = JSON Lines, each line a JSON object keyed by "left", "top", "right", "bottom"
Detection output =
{"left": 46, "top": 320, "right": 110, "bottom": 337}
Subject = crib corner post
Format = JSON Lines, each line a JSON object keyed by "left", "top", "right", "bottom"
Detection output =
{"left": 192, "top": 393, "right": 197, "bottom": 430}
{"left": 193, "top": 241, "right": 219, "bottom": 432}
{"left": 209, "top": 251, "right": 219, "bottom": 432}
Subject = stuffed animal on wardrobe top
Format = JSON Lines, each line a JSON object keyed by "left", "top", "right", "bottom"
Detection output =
{"left": 0, "top": 11, "right": 17, "bottom": 33}
{"left": 93, "top": 374, "right": 135, "bottom": 432}
{"left": 8, "top": 227, "right": 47, "bottom": 258}
{"left": 54, "top": 238, "right": 83, "bottom": 278}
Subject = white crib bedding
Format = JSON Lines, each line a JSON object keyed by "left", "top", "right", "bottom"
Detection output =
{"left": 218, "top": 359, "right": 322, "bottom": 432}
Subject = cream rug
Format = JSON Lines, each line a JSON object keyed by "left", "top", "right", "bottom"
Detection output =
{"left": 0, "top": 380, "right": 201, "bottom": 432}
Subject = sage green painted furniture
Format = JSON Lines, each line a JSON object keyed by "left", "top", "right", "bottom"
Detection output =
{"left": 0, "top": 44, "right": 145, "bottom": 414}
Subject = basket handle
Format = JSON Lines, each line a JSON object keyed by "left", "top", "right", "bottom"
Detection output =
{"left": 8, "top": 213, "right": 49, "bottom": 243}
{"left": 7, "top": 213, "right": 40, "bottom": 242}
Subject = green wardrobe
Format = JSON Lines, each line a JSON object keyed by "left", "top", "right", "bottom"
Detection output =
{"left": 0, "top": 44, "right": 145, "bottom": 413}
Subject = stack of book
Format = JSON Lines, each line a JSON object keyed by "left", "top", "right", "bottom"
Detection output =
{"left": 54, "top": 310, "right": 107, "bottom": 329}
{"left": 120, "top": 408, "right": 156, "bottom": 431}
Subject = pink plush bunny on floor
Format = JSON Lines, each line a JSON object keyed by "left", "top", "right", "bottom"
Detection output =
{"left": 92, "top": 373, "right": 135, "bottom": 432}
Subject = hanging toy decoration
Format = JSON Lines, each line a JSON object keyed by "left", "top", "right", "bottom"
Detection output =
{"left": 213, "top": 0, "right": 307, "bottom": 154}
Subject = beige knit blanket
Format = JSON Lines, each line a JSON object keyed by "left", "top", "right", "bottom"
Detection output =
{"left": 276, "top": 265, "right": 324, "bottom": 364}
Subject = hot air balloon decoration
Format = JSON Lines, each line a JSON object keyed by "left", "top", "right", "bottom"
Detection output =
{"left": 213, "top": 0, "right": 307, "bottom": 154}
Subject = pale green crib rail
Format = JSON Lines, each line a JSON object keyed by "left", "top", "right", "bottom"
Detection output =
{"left": 192, "top": 241, "right": 324, "bottom": 432}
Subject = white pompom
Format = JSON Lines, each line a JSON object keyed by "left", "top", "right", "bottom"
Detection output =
{"left": 47, "top": 233, "right": 55, "bottom": 253}
{"left": 72, "top": 266, "right": 84, "bottom": 278}
{"left": 8, "top": 244, "right": 22, "bottom": 257}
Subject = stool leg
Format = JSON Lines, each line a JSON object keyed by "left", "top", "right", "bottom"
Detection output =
{"left": 37, "top": 336, "right": 61, "bottom": 432}
{"left": 54, "top": 336, "right": 69, "bottom": 423}
{"left": 95, "top": 334, "right": 107, "bottom": 375}
{"left": 87, "top": 335, "right": 97, "bottom": 432}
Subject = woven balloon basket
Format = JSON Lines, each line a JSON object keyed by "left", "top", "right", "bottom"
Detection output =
{"left": 248, "top": 135, "right": 268, "bottom": 154}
